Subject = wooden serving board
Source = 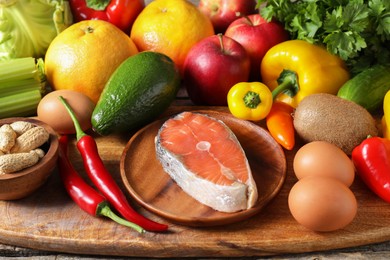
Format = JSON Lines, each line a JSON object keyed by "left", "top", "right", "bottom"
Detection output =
{"left": 0, "top": 105, "right": 389, "bottom": 258}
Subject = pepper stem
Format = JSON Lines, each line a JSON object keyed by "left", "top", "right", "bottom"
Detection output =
{"left": 98, "top": 203, "right": 145, "bottom": 234}
{"left": 244, "top": 91, "right": 261, "bottom": 109}
{"left": 58, "top": 96, "right": 87, "bottom": 141}
{"left": 85, "top": 0, "right": 111, "bottom": 11}
{"left": 271, "top": 69, "right": 299, "bottom": 100}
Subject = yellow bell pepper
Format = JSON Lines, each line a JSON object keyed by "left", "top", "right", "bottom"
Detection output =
{"left": 227, "top": 82, "right": 273, "bottom": 121}
{"left": 382, "top": 90, "right": 390, "bottom": 139}
{"left": 260, "top": 40, "right": 350, "bottom": 108}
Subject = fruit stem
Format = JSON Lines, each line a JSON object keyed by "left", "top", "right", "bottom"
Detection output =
{"left": 211, "top": 3, "right": 219, "bottom": 15}
{"left": 244, "top": 16, "right": 253, "bottom": 26}
{"left": 58, "top": 96, "right": 87, "bottom": 141}
{"left": 217, "top": 33, "right": 226, "bottom": 54}
{"left": 85, "top": 26, "right": 94, "bottom": 34}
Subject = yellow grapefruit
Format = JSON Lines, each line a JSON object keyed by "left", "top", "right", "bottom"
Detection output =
{"left": 130, "top": 0, "right": 214, "bottom": 74}
{"left": 45, "top": 20, "right": 138, "bottom": 103}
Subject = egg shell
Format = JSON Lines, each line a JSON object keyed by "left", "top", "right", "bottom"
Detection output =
{"left": 37, "top": 90, "right": 95, "bottom": 134}
{"left": 293, "top": 141, "right": 355, "bottom": 187}
{"left": 288, "top": 176, "right": 357, "bottom": 232}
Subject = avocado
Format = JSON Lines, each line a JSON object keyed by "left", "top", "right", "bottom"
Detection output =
{"left": 92, "top": 51, "right": 181, "bottom": 135}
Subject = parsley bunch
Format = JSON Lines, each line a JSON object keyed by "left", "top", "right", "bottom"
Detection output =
{"left": 258, "top": 0, "right": 390, "bottom": 74}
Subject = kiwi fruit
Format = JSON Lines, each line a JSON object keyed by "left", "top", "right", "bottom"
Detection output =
{"left": 293, "top": 93, "right": 378, "bottom": 155}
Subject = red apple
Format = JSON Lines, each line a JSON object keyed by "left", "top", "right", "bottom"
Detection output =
{"left": 225, "top": 14, "right": 289, "bottom": 80}
{"left": 198, "top": 0, "right": 257, "bottom": 34}
{"left": 183, "top": 34, "right": 250, "bottom": 106}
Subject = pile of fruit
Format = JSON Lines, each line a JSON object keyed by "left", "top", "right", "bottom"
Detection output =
{"left": 1, "top": 0, "right": 390, "bottom": 233}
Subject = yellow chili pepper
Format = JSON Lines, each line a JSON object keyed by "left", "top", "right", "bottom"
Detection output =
{"left": 382, "top": 90, "right": 390, "bottom": 139}
{"left": 227, "top": 82, "right": 273, "bottom": 121}
{"left": 260, "top": 40, "right": 350, "bottom": 108}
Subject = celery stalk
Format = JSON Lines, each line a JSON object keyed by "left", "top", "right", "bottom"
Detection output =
{"left": 0, "top": 57, "right": 46, "bottom": 118}
{"left": 0, "top": 58, "right": 37, "bottom": 79}
{"left": 0, "top": 89, "right": 42, "bottom": 118}
{"left": 1, "top": 79, "right": 42, "bottom": 95}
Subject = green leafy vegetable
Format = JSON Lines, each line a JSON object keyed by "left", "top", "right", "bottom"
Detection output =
{"left": 0, "top": 0, "right": 73, "bottom": 60}
{"left": 258, "top": 0, "right": 390, "bottom": 74}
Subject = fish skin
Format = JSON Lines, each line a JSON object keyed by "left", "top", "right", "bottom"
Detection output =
{"left": 155, "top": 112, "right": 258, "bottom": 213}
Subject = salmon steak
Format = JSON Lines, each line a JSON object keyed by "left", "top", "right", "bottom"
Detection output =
{"left": 155, "top": 111, "right": 258, "bottom": 213}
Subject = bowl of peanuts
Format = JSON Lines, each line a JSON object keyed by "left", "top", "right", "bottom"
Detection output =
{"left": 0, "top": 117, "right": 59, "bottom": 200}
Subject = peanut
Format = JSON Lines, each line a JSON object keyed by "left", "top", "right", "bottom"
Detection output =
{"left": 0, "top": 149, "right": 45, "bottom": 174}
{"left": 10, "top": 121, "right": 35, "bottom": 136}
{"left": 0, "top": 124, "right": 16, "bottom": 153}
{"left": 10, "top": 126, "right": 50, "bottom": 153}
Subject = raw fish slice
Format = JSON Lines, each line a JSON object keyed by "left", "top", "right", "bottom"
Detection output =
{"left": 155, "top": 111, "right": 258, "bottom": 213}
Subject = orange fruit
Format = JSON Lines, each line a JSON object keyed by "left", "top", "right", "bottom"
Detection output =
{"left": 130, "top": 0, "right": 214, "bottom": 74}
{"left": 45, "top": 20, "right": 138, "bottom": 104}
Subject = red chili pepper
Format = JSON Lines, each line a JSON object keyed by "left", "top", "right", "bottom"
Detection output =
{"left": 58, "top": 135, "right": 144, "bottom": 233}
{"left": 352, "top": 136, "right": 390, "bottom": 203}
{"left": 59, "top": 96, "right": 168, "bottom": 232}
{"left": 69, "top": 0, "right": 145, "bottom": 33}
{"left": 265, "top": 101, "right": 295, "bottom": 150}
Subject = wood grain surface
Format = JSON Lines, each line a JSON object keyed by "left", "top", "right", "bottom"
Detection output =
{"left": 120, "top": 110, "right": 286, "bottom": 227}
{"left": 0, "top": 105, "right": 389, "bottom": 258}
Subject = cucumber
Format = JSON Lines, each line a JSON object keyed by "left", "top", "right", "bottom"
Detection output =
{"left": 91, "top": 51, "right": 181, "bottom": 135}
{"left": 337, "top": 64, "right": 390, "bottom": 113}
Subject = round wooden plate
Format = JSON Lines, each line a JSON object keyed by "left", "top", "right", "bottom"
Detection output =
{"left": 120, "top": 110, "right": 287, "bottom": 227}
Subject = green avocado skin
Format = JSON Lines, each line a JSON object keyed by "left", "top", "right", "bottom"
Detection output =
{"left": 91, "top": 51, "right": 181, "bottom": 135}
{"left": 337, "top": 64, "right": 390, "bottom": 113}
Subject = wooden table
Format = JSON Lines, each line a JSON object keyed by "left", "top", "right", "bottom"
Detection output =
{"left": 2, "top": 0, "right": 389, "bottom": 258}
{"left": 2, "top": 241, "right": 390, "bottom": 259}
{"left": 1, "top": 101, "right": 390, "bottom": 259}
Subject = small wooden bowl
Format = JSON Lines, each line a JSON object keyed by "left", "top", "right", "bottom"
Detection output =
{"left": 0, "top": 117, "right": 59, "bottom": 200}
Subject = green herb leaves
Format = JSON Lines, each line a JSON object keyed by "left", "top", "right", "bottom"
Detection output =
{"left": 323, "top": 4, "right": 369, "bottom": 61}
{"left": 258, "top": 0, "right": 390, "bottom": 74}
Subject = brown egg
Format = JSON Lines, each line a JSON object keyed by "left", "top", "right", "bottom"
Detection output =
{"left": 37, "top": 90, "right": 95, "bottom": 134}
{"left": 288, "top": 176, "right": 358, "bottom": 232}
{"left": 293, "top": 141, "right": 355, "bottom": 187}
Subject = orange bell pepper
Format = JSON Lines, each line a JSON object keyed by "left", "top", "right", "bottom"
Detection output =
{"left": 266, "top": 101, "right": 295, "bottom": 150}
